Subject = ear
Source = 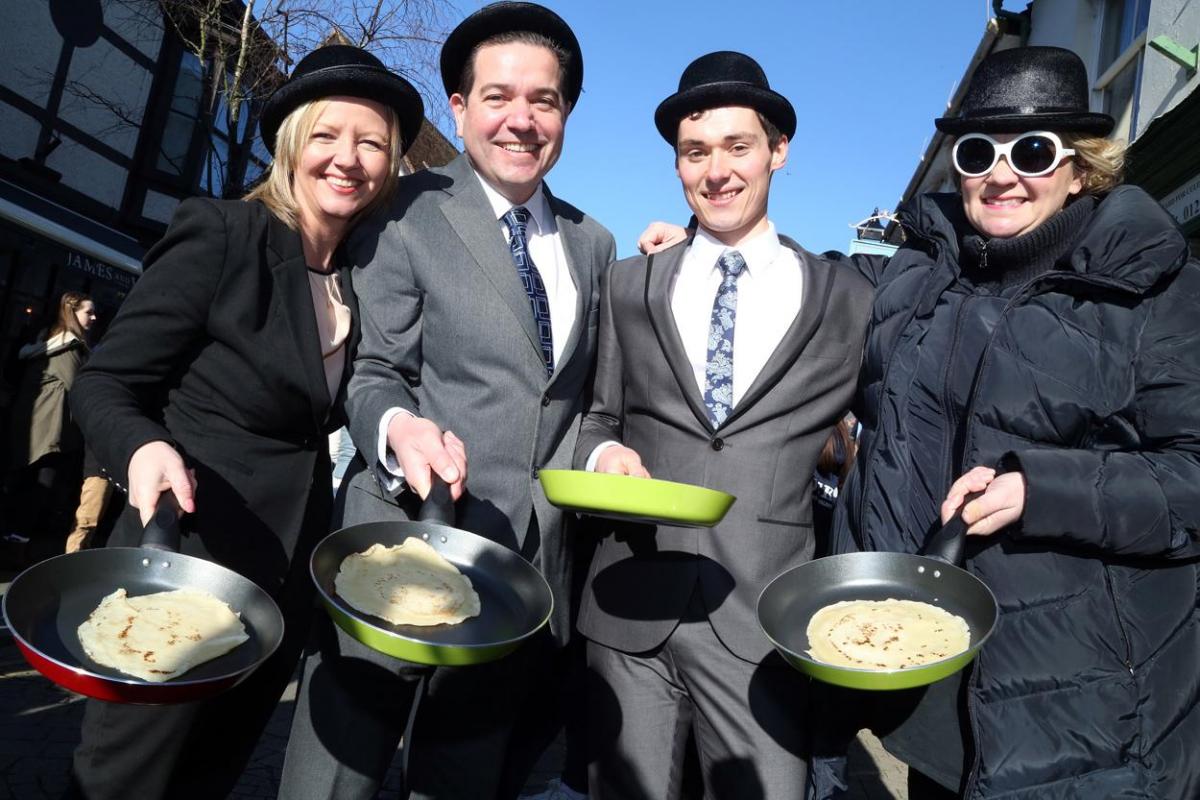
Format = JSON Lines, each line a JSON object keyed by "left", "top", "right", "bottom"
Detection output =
{"left": 449, "top": 93, "right": 467, "bottom": 139}
{"left": 770, "top": 134, "right": 789, "bottom": 173}
{"left": 1067, "top": 163, "right": 1084, "bottom": 196}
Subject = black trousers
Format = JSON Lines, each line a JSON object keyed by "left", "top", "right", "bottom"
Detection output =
{"left": 65, "top": 549, "right": 315, "bottom": 800}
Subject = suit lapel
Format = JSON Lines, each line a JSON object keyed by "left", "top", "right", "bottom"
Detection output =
{"left": 721, "top": 237, "right": 834, "bottom": 431}
{"left": 644, "top": 241, "right": 714, "bottom": 433}
{"left": 438, "top": 155, "right": 544, "bottom": 361}
{"left": 268, "top": 215, "right": 330, "bottom": 428}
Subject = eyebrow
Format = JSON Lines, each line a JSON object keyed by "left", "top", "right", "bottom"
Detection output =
{"left": 477, "top": 82, "right": 562, "bottom": 99}
{"left": 678, "top": 132, "right": 761, "bottom": 148}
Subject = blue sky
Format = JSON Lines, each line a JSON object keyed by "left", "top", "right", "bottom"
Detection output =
{"left": 453, "top": 1, "right": 1020, "bottom": 257}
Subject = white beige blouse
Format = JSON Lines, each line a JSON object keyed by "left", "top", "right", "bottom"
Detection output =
{"left": 307, "top": 269, "right": 351, "bottom": 400}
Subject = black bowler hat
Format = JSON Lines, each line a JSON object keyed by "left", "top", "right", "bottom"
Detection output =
{"left": 935, "top": 46, "right": 1114, "bottom": 136}
{"left": 440, "top": 2, "right": 583, "bottom": 107}
{"left": 654, "top": 51, "right": 796, "bottom": 145}
{"left": 260, "top": 44, "right": 425, "bottom": 156}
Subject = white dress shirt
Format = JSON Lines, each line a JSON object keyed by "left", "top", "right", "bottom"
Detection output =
{"left": 377, "top": 167, "right": 579, "bottom": 487}
{"left": 587, "top": 222, "right": 802, "bottom": 470}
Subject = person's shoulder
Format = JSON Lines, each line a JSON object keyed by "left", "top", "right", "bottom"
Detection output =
{"left": 172, "top": 196, "right": 273, "bottom": 233}
{"left": 782, "top": 235, "right": 873, "bottom": 293}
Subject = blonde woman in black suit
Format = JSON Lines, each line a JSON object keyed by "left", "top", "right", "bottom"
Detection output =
{"left": 65, "top": 45, "right": 425, "bottom": 800}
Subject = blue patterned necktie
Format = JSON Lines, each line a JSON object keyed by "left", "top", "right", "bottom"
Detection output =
{"left": 703, "top": 250, "right": 746, "bottom": 427}
{"left": 502, "top": 206, "right": 554, "bottom": 377}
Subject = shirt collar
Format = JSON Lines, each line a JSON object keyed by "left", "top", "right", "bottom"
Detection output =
{"left": 472, "top": 165, "right": 556, "bottom": 236}
{"left": 691, "top": 222, "right": 781, "bottom": 277}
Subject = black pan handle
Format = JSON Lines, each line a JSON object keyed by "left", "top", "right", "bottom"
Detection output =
{"left": 920, "top": 490, "right": 985, "bottom": 566}
{"left": 417, "top": 473, "right": 456, "bottom": 527}
{"left": 140, "top": 492, "right": 182, "bottom": 552}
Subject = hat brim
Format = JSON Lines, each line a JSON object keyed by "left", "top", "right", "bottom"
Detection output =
{"left": 261, "top": 65, "right": 425, "bottom": 157}
{"left": 934, "top": 110, "right": 1114, "bottom": 137}
{"left": 654, "top": 83, "right": 797, "bottom": 145}
{"left": 440, "top": 2, "right": 583, "bottom": 107}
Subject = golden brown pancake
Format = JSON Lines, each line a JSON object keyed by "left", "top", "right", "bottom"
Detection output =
{"left": 335, "top": 538, "right": 481, "bottom": 627}
{"left": 806, "top": 598, "right": 970, "bottom": 670}
{"left": 77, "top": 588, "right": 249, "bottom": 682}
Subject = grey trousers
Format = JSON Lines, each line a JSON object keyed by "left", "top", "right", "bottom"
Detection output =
{"left": 586, "top": 593, "right": 809, "bottom": 800}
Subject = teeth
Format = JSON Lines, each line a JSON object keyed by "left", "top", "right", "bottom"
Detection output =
{"left": 501, "top": 143, "right": 537, "bottom": 153}
{"left": 327, "top": 177, "right": 358, "bottom": 188}
{"left": 708, "top": 191, "right": 738, "bottom": 202}
{"left": 987, "top": 198, "right": 1021, "bottom": 206}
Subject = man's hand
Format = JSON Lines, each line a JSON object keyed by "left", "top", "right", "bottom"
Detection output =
{"left": 128, "top": 441, "right": 197, "bottom": 526}
{"left": 387, "top": 414, "right": 468, "bottom": 500}
{"left": 940, "top": 466, "right": 1026, "bottom": 536}
{"left": 595, "top": 445, "right": 651, "bottom": 478}
{"left": 637, "top": 222, "right": 689, "bottom": 255}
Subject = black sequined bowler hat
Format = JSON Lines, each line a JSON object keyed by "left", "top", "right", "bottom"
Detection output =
{"left": 935, "top": 46, "right": 1114, "bottom": 136}
{"left": 439, "top": 2, "right": 583, "bottom": 107}
{"left": 260, "top": 44, "right": 424, "bottom": 156}
{"left": 654, "top": 51, "right": 797, "bottom": 145}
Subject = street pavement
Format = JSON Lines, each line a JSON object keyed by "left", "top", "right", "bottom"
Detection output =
{"left": 0, "top": 548, "right": 907, "bottom": 800}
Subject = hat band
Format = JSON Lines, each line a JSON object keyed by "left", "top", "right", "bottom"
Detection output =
{"left": 959, "top": 105, "right": 1084, "bottom": 118}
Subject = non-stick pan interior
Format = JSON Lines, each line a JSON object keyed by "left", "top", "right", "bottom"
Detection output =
{"left": 3, "top": 548, "right": 283, "bottom": 687}
{"left": 759, "top": 552, "right": 998, "bottom": 668}
{"left": 312, "top": 522, "right": 552, "bottom": 649}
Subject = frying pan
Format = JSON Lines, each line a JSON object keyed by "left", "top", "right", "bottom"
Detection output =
{"left": 539, "top": 469, "right": 736, "bottom": 528}
{"left": 310, "top": 477, "right": 553, "bottom": 666}
{"left": 757, "top": 498, "right": 998, "bottom": 690}
{"left": 2, "top": 498, "right": 284, "bottom": 704}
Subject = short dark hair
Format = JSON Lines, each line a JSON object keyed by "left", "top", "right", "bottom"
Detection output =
{"left": 675, "top": 108, "right": 785, "bottom": 152}
{"left": 457, "top": 31, "right": 572, "bottom": 108}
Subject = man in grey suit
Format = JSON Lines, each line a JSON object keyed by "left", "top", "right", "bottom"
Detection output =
{"left": 280, "top": 4, "right": 615, "bottom": 799}
{"left": 575, "top": 52, "right": 872, "bottom": 799}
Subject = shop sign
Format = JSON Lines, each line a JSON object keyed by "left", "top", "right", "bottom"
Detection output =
{"left": 66, "top": 250, "right": 136, "bottom": 291}
{"left": 1163, "top": 172, "right": 1200, "bottom": 228}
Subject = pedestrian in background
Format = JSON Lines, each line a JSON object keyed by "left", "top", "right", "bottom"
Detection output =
{"left": 3, "top": 291, "right": 95, "bottom": 546}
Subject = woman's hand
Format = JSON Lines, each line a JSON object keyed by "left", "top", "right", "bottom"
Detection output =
{"left": 941, "top": 466, "right": 1026, "bottom": 536}
{"left": 637, "top": 222, "right": 689, "bottom": 255}
{"left": 595, "top": 445, "right": 651, "bottom": 478}
{"left": 128, "top": 441, "right": 197, "bottom": 526}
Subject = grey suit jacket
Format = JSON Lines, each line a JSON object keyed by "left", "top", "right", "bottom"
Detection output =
{"left": 343, "top": 153, "right": 616, "bottom": 643}
{"left": 574, "top": 235, "right": 872, "bottom": 662}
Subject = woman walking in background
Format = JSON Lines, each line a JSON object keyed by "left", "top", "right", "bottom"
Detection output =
{"left": 3, "top": 291, "right": 95, "bottom": 548}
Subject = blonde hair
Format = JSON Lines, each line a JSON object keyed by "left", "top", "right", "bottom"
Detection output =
{"left": 244, "top": 98, "right": 404, "bottom": 230}
{"left": 1065, "top": 133, "right": 1126, "bottom": 196}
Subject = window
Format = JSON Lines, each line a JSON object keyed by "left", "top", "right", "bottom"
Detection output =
{"left": 156, "top": 52, "right": 204, "bottom": 176}
{"left": 1096, "top": 0, "right": 1150, "bottom": 139}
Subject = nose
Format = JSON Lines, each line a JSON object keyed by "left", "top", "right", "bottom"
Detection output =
{"left": 332, "top": 134, "right": 359, "bottom": 168}
{"left": 507, "top": 98, "right": 535, "bottom": 132}
{"left": 988, "top": 155, "right": 1018, "bottom": 185}
{"left": 706, "top": 150, "right": 731, "bottom": 183}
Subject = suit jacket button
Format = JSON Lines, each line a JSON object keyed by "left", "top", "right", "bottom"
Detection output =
{"left": 711, "top": 437, "right": 724, "bottom": 451}
{"left": 531, "top": 467, "right": 540, "bottom": 479}
{"left": 541, "top": 395, "right": 551, "bottom": 407}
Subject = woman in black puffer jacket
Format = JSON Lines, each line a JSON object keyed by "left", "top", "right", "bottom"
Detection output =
{"left": 827, "top": 46, "right": 1200, "bottom": 799}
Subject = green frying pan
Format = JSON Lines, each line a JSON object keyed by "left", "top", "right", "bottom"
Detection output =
{"left": 538, "top": 469, "right": 735, "bottom": 528}
{"left": 310, "top": 478, "right": 553, "bottom": 666}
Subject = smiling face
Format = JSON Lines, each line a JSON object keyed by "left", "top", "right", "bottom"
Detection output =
{"left": 450, "top": 41, "right": 567, "bottom": 205}
{"left": 960, "top": 132, "right": 1083, "bottom": 239}
{"left": 292, "top": 97, "right": 393, "bottom": 240}
{"left": 675, "top": 106, "right": 788, "bottom": 247}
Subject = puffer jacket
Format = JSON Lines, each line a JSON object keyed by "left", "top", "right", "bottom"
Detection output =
{"left": 832, "top": 185, "right": 1200, "bottom": 799}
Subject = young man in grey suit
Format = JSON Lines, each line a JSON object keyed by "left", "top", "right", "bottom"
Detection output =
{"left": 280, "top": 4, "right": 615, "bottom": 799}
{"left": 575, "top": 51, "right": 873, "bottom": 799}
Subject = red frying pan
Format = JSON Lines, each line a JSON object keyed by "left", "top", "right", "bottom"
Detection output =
{"left": 2, "top": 498, "right": 284, "bottom": 703}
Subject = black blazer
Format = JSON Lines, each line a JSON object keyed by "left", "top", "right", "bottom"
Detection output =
{"left": 71, "top": 198, "right": 356, "bottom": 594}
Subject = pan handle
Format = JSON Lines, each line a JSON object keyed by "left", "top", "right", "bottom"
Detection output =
{"left": 417, "top": 473, "right": 456, "bottom": 527}
{"left": 140, "top": 492, "right": 183, "bottom": 552}
{"left": 920, "top": 490, "right": 984, "bottom": 566}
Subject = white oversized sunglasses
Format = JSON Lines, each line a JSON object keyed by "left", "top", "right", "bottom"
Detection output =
{"left": 951, "top": 131, "right": 1076, "bottom": 178}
